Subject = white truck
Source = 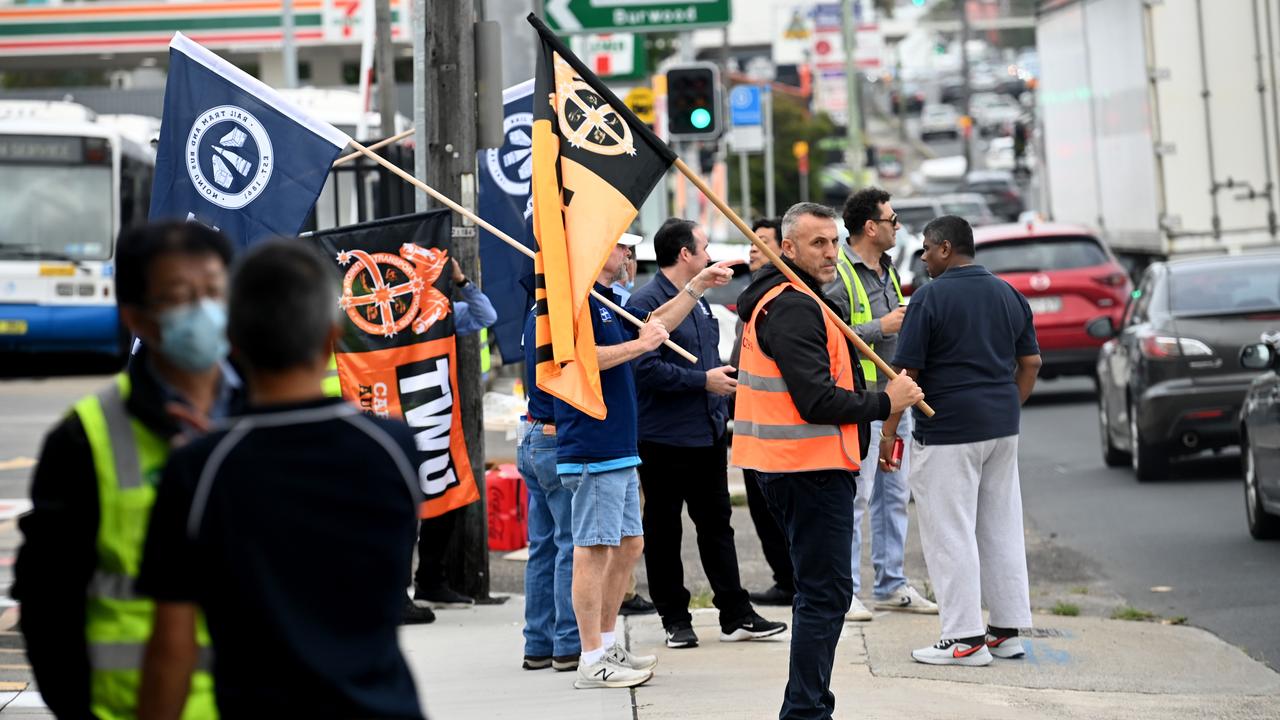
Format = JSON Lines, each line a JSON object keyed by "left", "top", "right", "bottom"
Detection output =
{"left": 1037, "top": 0, "right": 1280, "bottom": 265}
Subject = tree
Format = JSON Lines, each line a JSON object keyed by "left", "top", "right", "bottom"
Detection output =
{"left": 726, "top": 92, "right": 839, "bottom": 219}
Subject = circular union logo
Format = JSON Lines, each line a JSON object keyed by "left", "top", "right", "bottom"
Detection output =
{"left": 186, "top": 105, "right": 274, "bottom": 210}
{"left": 484, "top": 110, "right": 533, "bottom": 197}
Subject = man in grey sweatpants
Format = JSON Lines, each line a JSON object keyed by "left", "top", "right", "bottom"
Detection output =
{"left": 877, "top": 215, "right": 1043, "bottom": 666}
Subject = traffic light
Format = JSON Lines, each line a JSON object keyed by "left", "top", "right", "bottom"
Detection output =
{"left": 666, "top": 64, "right": 722, "bottom": 140}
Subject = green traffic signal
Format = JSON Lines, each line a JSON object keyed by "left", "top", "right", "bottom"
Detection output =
{"left": 690, "top": 108, "right": 712, "bottom": 129}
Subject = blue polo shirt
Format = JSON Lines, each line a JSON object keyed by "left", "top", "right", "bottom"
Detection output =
{"left": 892, "top": 264, "right": 1039, "bottom": 445}
{"left": 553, "top": 284, "right": 640, "bottom": 471}
{"left": 521, "top": 306, "right": 554, "bottom": 422}
{"left": 628, "top": 271, "right": 726, "bottom": 446}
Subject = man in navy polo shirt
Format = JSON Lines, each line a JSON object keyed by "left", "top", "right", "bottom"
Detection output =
{"left": 630, "top": 218, "right": 787, "bottom": 649}
{"left": 556, "top": 232, "right": 733, "bottom": 689}
{"left": 878, "top": 215, "right": 1043, "bottom": 667}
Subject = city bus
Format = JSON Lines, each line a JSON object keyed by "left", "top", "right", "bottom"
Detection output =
{"left": 0, "top": 101, "right": 157, "bottom": 358}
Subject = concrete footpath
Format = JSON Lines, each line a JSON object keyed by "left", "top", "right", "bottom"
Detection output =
{"left": 405, "top": 597, "right": 1280, "bottom": 720}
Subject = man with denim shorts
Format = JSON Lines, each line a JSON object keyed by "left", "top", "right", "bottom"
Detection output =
{"left": 554, "top": 232, "right": 733, "bottom": 689}
{"left": 517, "top": 306, "right": 580, "bottom": 673}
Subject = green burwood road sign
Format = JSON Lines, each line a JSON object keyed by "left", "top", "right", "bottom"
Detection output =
{"left": 543, "top": 0, "right": 731, "bottom": 34}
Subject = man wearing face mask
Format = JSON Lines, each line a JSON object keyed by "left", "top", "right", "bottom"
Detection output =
{"left": 14, "top": 221, "right": 239, "bottom": 720}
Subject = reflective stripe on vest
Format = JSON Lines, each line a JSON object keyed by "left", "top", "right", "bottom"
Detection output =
{"left": 322, "top": 353, "right": 342, "bottom": 398}
{"left": 731, "top": 282, "right": 861, "bottom": 473}
{"left": 75, "top": 375, "right": 218, "bottom": 720}
{"left": 836, "top": 250, "right": 903, "bottom": 383}
{"left": 479, "top": 328, "right": 492, "bottom": 375}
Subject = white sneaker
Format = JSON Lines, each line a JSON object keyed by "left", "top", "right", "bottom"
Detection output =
{"left": 845, "top": 595, "right": 873, "bottom": 622}
{"left": 911, "top": 638, "right": 993, "bottom": 667}
{"left": 874, "top": 585, "right": 939, "bottom": 614}
{"left": 574, "top": 655, "right": 652, "bottom": 689}
{"left": 608, "top": 642, "right": 658, "bottom": 671}
{"left": 985, "top": 634, "right": 1026, "bottom": 659}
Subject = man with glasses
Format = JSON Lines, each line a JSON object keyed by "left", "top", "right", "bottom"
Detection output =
{"left": 826, "top": 187, "right": 938, "bottom": 622}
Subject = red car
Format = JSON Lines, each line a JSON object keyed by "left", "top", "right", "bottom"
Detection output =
{"left": 971, "top": 222, "right": 1132, "bottom": 379}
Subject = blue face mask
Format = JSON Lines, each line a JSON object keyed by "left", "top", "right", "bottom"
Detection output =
{"left": 157, "top": 298, "right": 229, "bottom": 372}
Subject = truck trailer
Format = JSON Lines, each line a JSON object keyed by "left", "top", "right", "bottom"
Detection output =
{"left": 1037, "top": 0, "right": 1280, "bottom": 266}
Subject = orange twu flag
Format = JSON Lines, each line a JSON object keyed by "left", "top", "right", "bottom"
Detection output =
{"left": 527, "top": 14, "right": 676, "bottom": 419}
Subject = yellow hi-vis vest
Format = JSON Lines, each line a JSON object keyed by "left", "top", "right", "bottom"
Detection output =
{"left": 835, "top": 249, "right": 903, "bottom": 383}
{"left": 74, "top": 374, "right": 217, "bottom": 720}
{"left": 323, "top": 354, "right": 341, "bottom": 398}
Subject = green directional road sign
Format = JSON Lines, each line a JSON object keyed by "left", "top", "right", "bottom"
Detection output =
{"left": 543, "top": 0, "right": 731, "bottom": 35}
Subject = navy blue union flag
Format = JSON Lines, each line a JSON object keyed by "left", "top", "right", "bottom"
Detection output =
{"left": 149, "top": 33, "right": 350, "bottom": 250}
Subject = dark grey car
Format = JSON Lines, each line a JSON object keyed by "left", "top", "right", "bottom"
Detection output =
{"left": 1090, "top": 255, "right": 1280, "bottom": 482}
{"left": 1240, "top": 335, "right": 1280, "bottom": 539}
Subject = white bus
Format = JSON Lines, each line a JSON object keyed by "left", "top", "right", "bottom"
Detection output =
{"left": 0, "top": 101, "right": 157, "bottom": 357}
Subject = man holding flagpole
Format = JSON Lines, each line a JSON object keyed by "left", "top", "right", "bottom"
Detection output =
{"left": 550, "top": 233, "right": 733, "bottom": 689}
{"left": 524, "top": 14, "right": 732, "bottom": 687}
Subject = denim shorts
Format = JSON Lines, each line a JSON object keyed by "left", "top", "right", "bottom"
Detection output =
{"left": 559, "top": 465, "right": 644, "bottom": 547}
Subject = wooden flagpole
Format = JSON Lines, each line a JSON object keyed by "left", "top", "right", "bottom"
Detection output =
{"left": 332, "top": 128, "right": 415, "bottom": 167}
{"left": 673, "top": 158, "right": 935, "bottom": 417}
{"left": 346, "top": 139, "right": 699, "bottom": 364}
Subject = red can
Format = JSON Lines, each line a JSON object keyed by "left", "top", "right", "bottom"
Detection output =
{"left": 891, "top": 437, "right": 905, "bottom": 466}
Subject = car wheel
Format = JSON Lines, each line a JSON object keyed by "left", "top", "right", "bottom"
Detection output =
{"left": 1243, "top": 431, "right": 1280, "bottom": 540}
{"left": 1098, "top": 392, "right": 1129, "bottom": 467}
{"left": 1129, "top": 399, "right": 1168, "bottom": 482}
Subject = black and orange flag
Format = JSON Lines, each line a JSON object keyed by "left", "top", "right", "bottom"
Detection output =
{"left": 527, "top": 14, "right": 677, "bottom": 420}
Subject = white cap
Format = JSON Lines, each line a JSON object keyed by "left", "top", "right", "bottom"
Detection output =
{"left": 617, "top": 232, "right": 643, "bottom": 247}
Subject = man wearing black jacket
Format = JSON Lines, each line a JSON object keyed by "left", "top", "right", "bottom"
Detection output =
{"left": 733, "top": 202, "right": 922, "bottom": 720}
{"left": 13, "top": 221, "right": 239, "bottom": 719}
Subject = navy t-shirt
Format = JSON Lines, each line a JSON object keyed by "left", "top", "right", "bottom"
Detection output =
{"left": 553, "top": 284, "right": 640, "bottom": 468}
{"left": 137, "top": 399, "right": 423, "bottom": 719}
{"left": 522, "top": 306, "right": 555, "bottom": 422}
{"left": 892, "top": 264, "right": 1039, "bottom": 444}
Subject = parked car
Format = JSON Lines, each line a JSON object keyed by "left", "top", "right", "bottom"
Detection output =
{"left": 958, "top": 170, "right": 1026, "bottom": 222}
{"left": 938, "top": 193, "right": 998, "bottom": 227}
{"left": 919, "top": 104, "right": 960, "bottom": 142}
{"left": 890, "top": 82, "right": 927, "bottom": 115}
{"left": 975, "top": 222, "right": 1132, "bottom": 380}
{"left": 984, "top": 136, "right": 1036, "bottom": 175}
{"left": 1091, "top": 254, "right": 1280, "bottom": 481}
{"left": 970, "top": 92, "right": 1022, "bottom": 137}
{"left": 1239, "top": 334, "right": 1280, "bottom": 539}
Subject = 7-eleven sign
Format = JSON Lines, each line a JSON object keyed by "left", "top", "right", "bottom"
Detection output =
{"left": 569, "top": 32, "right": 645, "bottom": 80}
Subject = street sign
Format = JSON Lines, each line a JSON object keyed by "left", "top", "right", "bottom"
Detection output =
{"left": 569, "top": 32, "right": 646, "bottom": 79}
{"left": 543, "top": 0, "right": 731, "bottom": 35}
{"left": 625, "top": 86, "right": 656, "bottom": 125}
{"left": 729, "top": 85, "right": 762, "bottom": 127}
{"left": 728, "top": 125, "right": 764, "bottom": 153}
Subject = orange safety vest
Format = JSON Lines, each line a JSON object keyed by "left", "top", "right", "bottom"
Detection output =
{"left": 732, "top": 281, "right": 862, "bottom": 473}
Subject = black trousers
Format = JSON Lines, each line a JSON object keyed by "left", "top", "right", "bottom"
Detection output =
{"left": 757, "top": 470, "right": 856, "bottom": 720}
{"left": 414, "top": 507, "right": 458, "bottom": 590}
{"left": 743, "top": 468, "right": 795, "bottom": 593}
{"left": 638, "top": 436, "right": 752, "bottom": 630}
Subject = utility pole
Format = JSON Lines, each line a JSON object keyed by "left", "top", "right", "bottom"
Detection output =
{"left": 959, "top": 0, "right": 973, "bottom": 173}
{"left": 282, "top": 0, "right": 298, "bottom": 88}
{"left": 424, "top": 0, "right": 490, "bottom": 601}
{"left": 841, "top": 0, "right": 863, "bottom": 185}
{"left": 374, "top": 0, "right": 398, "bottom": 137}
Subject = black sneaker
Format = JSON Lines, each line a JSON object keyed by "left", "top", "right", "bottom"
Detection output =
{"left": 665, "top": 621, "right": 699, "bottom": 649}
{"left": 400, "top": 597, "right": 436, "bottom": 625}
{"left": 748, "top": 585, "right": 795, "bottom": 606}
{"left": 523, "top": 655, "right": 551, "bottom": 670}
{"left": 619, "top": 594, "right": 657, "bottom": 616}
{"left": 720, "top": 612, "right": 787, "bottom": 642}
{"left": 552, "top": 654, "right": 580, "bottom": 671}
{"left": 414, "top": 584, "right": 475, "bottom": 609}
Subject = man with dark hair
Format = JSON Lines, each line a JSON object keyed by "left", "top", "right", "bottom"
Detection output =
{"left": 136, "top": 239, "right": 425, "bottom": 718}
{"left": 827, "top": 187, "right": 937, "bottom": 622}
{"left": 880, "top": 215, "right": 1042, "bottom": 667}
{"left": 631, "top": 219, "right": 786, "bottom": 649}
{"left": 15, "top": 221, "right": 236, "bottom": 720}
{"left": 734, "top": 202, "right": 922, "bottom": 720}
{"left": 735, "top": 218, "right": 795, "bottom": 607}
